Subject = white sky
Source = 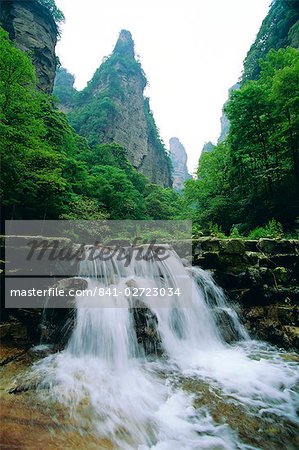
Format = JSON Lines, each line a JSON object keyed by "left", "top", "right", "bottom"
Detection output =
{"left": 55, "top": 0, "right": 271, "bottom": 173}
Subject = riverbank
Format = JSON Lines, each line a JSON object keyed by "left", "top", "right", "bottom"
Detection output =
{"left": 193, "top": 238, "right": 299, "bottom": 350}
{"left": 1, "top": 236, "right": 298, "bottom": 351}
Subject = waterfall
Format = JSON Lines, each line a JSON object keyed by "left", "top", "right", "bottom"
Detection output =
{"left": 33, "top": 247, "right": 299, "bottom": 449}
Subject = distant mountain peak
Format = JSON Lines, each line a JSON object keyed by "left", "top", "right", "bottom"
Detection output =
{"left": 169, "top": 137, "right": 191, "bottom": 191}
{"left": 54, "top": 29, "right": 172, "bottom": 187}
{"left": 113, "top": 29, "right": 135, "bottom": 58}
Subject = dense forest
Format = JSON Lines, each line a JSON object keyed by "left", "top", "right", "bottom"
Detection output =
{"left": 185, "top": 0, "right": 299, "bottom": 237}
{"left": 243, "top": 0, "right": 299, "bottom": 81}
{"left": 0, "top": 0, "right": 298, "bottom": 238}
{"left": 0, "top": 27, "right": 184, "bottom": 222}
{"left": 185, "top": 47, "right": 299, "bottom": 236}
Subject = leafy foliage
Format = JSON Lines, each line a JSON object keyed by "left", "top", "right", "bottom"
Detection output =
{"left": 54, "top": 33, "right": 172, "bottom": 178}
{"left": 248, "top": 219, "right": 283, "bottom": 239}
{"left": 53, "top": 67, "right": 77, "bottom": 106}
{"left": 66, "top": 47, "right": 147, "bottom": 143}
{"left": 242, "top": 0, "right": 299, "bottom": 81}
{"left": 0, "top": 28, "right": 184, "bottom": 222}
{"left": 184, "top": 48, "right": 299, "bottom": 234}
{"left": 37, "top": 0, "right": 65, "bottom": 24}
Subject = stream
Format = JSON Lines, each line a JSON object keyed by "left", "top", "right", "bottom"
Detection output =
{"left": 3, "top": 248, "right": 299, "bottom": 449}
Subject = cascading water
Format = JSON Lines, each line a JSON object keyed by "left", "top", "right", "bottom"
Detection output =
{"left": 33, "top": 246, "right": 299, "bottom": 449}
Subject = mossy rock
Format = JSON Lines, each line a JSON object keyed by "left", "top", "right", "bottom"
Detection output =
{"left": 0, "top": 320, "right": 27, "bottom": 341}
{"left": 244, "top": 251, "right": 260, "bottom": 266}
{"left": 258, "top": 239, "right": 295, "bottom": 255}
{"left": 218, "top": 253, "right": 247, "bottom": 271}
{"left": 219, "top": 239, "right": 246, "bottom": 255}
{"left": 195, "top": 238, "right": 220, "bottom": 252}
{"left": 258, "top": 239, "right": 278, "bottom": 254}
{"left": 273, "top": 266, "right": 289, "bottom": 285}
{"left": 214, "top": 271, "right": 248, "bottom": 290}
{"left": 244, "top": 240, "right": 258, "bottom": 252}
{"left": 198, "top": 252, "right": 221, "bottom": 269}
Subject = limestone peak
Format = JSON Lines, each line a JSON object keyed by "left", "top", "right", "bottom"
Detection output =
{"left": 113, "top": 29, "right": 135, "bottom": 59}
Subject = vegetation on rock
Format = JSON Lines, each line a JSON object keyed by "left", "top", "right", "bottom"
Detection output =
{"left": 242, "top": 0, "right": 299, "bottom": 81}
{"left": 54, "top": 30, "right": 172, "bottom": 186}
{"left": 0, "top": 28, "right": 182, "bottom": 221}
{"left": 37, "top": 0, "right": 65, "bottom": 24}
{"left": 184, "top": 47, "right": 299, "bottom": 236}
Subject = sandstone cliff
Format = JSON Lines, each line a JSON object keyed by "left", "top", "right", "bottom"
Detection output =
{"left": 0, "top": 0, "right": 58, "bottom": 93}
{"left": 202, "top": 141, "right": 215, "bottom": 154}
{"left": 53, "top": 66, "right": 77, "bottom": 112}
{"left": 218, "top": 83, "right": 240, "bottom": 144}
{"left": 57, "top": 30, "right": 172, "bottom": 187}
{"left": 169, "top": 137, "right": 191, "bottom": 191}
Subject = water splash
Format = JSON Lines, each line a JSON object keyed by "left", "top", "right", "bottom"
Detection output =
{"left": 33, "top": 247, "right": 299, "bottom": 449}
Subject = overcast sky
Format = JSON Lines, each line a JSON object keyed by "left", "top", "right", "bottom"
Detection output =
{"left": 55, "top": 0, "right": 271, "bottom": 172}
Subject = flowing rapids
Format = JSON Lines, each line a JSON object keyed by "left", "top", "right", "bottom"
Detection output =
{"left": 32, "top": 248, "right": 299, "bottom": 449}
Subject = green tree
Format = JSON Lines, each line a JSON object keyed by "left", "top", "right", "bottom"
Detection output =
{"left": 0, "top": 28, "right": 68, "bottom": 219}
{"left": 89, "top": 166, "right": 147, "bottom": 219}
{"left": 183, "top": 48, "right": 299, "bottom": 233}
{"left": 37, "top": 0, "right": 65, "bottom": 24}
{"left": 145, "top": 185, "right": 186, "bottom": 220}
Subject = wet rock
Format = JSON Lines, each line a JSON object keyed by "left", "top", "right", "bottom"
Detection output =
{"left": 219, "top": 239, "right": 246, "bottom": 255}
{"left": 0, "top": 345, "right": 26, "bottom": 366}
{"left": 245, "top": 307, "right": 265, "bottom": 320}
{"left": 0, "top": 310, "right": 42, "bottom": 345}
{"left": 0, "top": 323, "right": 13, "bottom": 339}
{"left": 214, "top": 272, "right": 248, "bottom": 290}
{"left": 283, "top": 326, "right": 299, "bottom": 350}
{"left": 10, "top": 320, "right": 27, "bottom": 340}
{"left": 277, "top": 306, "right": 298, "bottom": 326}
{"left": 130, "top": 298, "right": 162, "bottom": 355}
{"left": 258, "top": 319, "right": 291, "bottom": 348}
{"left": 244, "top": 240, "right": 258, "bottom": 252}
{"left": 258, "top": 239, "right": 280, "bottom": 254}
{"left": 0, "top": 319, "right": 28, "bottom": 342}
{"left": 244, "top": 251, "right": 260, "bottom": 266}
{"left": 40, "top": 278, "right": 88, "bottom": 350}
{"left": 273, "top": 267, "right": 290, "bottom": 285}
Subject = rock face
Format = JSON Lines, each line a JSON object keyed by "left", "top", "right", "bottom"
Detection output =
{"left": 202, "top": 141, "right": 215, "bottom": 154}
{"left": 0, "top": 0, "right": 58, "bottom": 93}
{"left": 242, "top": 0, "right": 299, "bottom": 81}
{"left": 2, "top": 235, "right": 298, "bottom": 352}
{"left": 59, "top": 30, "right": 172, "bottom": 187}
{"left": 193, "top": 237, "right": 299, "bottom": 350}
{"left": 218, "top": 83, "right": 240, "bottom": 144}
{"left": 169, "top": 137, "right": 191, "bottom": 191}
{"left": 53, "top": 67, "right": 76, "bottom": 112}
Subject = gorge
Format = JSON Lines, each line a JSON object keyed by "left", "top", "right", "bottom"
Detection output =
{"left": 1, "top": 240, "right": 299, "bottom": 449}
{"left": 0, "top": 0, "right": 299, "bottom": 448}
{"left": 54, "top": 30, "right": 172, "bottom": 187}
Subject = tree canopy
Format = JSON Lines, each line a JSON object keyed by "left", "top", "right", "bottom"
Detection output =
{"left": 184, "top": 47, "right": 299, "bottom": 234}
{"left": 0, "top": 28, "right": 184, "bottom": 222}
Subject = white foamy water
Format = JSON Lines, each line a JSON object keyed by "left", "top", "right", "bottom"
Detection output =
{"left": 33, "top": 247, "right": 299, "bottom": 449}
